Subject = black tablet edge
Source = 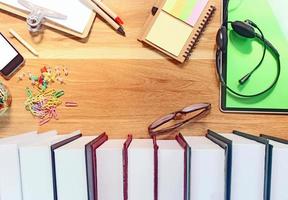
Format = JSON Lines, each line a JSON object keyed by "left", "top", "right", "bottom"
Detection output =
{"left": 206, "top": 129, "right": 232, "bottom": 200}
{"left": 219, "top": 0, "right": 288, "bottom": 114}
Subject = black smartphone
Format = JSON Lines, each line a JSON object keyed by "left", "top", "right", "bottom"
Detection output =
{"left": 0, "top": 33, "right": 24, "bottom": 79}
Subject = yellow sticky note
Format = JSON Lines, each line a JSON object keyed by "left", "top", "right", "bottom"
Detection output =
{"left": 146, "top": 11, "right": 193, "bottom": 56}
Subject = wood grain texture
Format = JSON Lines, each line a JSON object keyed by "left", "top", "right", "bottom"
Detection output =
{"left": 0, "top": 0, "right": 288, "bottom": 140}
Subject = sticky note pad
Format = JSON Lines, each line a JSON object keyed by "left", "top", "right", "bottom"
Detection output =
{"left": 163, "top": 0, "right": 209, "bottom": 26}
{"left": 146, "top": 11, "right": 193, "bottom": 56}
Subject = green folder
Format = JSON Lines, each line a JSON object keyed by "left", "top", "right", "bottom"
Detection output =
{"left": 222, "top": 0, "right": 288, "bottom": 112}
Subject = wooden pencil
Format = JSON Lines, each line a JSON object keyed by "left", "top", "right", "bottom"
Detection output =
{"left": 9, "top": 29, "right": 39, "bottom": 57}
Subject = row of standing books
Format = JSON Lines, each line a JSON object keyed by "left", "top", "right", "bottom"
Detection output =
{"left": 0, "top": 129, "right": 287, "bottom": 200}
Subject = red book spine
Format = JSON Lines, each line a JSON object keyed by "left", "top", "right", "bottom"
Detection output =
{"left": 176, "top": 133, "right": 189, "bottom": 200}
{"left": 153, "top": 136, "right": 159, "bottom": 200}
{"left": 123, "top": 135, "right": 133, "bottom": 200}
{"left": 85, "top": 132, "right": 108, "bottom": 200}
{"left": 91, "top": 133, "right": 108, "bottom": 200}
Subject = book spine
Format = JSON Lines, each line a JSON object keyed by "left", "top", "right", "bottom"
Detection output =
{"left": 264, "top": 144, "right": 273, "bottom": 200}
{"left": 85, "top": 133, "right": 108, "bottom": 200}
{"left": 176, "top": 133, "right": 190, "bottom": 200}
{"left": 123, "top": 135, "right": 133, "bottom": 200}
{"left": 206, "top": 130, "right": 232, "bottom": 200}
{"left": 51, "top": 133, "right": 82, "bottom": 200}
{"left": 91, "top": 133, "right": 108, "bottom": 200}
{"left": 153, "top": 136, "right": 159, "bottom": 200}
{"left": 183, "top": 5, "right": 216, "bottom": 61}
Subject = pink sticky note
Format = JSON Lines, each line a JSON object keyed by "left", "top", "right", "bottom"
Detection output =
{"left": 187, "top": 0, "right": 209, "bottom": 26}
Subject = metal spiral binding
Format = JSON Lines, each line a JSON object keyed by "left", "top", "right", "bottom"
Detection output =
{"left": 183, "top": 5, "right": 216, "bottom": 61}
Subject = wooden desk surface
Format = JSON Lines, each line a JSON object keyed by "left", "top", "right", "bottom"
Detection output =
{"left": 0, "top": 0, "right": 287, "bottom": 139}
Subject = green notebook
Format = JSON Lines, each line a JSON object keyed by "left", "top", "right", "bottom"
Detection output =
{"left": 222, "top": 0, "right": 288, "bottom": 112}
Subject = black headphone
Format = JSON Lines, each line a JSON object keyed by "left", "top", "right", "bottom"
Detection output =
{"left": 216, "top": 20, "right": 281, "bottom": 98}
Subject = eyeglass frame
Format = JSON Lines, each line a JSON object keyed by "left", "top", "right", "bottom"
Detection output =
{"left": 148, "top": 103, "right": 211, "bottom": 136}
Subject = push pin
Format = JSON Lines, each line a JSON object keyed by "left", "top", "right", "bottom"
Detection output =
{"left": 56, "top": 77, "right": 64, "bottom": 84}
{"left": 18, "top": 73, "right": 25, "bottom": 81}
{"left": 31, "top": 79, "right": 36, "bottom": 85}
{"left": 27, "top": 72, "right": 33, "bottom": 80}
{"left": 55, "top": 67, "right": 61, "bottom": 76}
{"left": 41, "top": 66, "right": 47, "bottom": 73}
{"left": 63, "top": 67, "right": 68, "bottom": 76}
{"left": 47, "top": 66, "right": 52, "bottom": 73}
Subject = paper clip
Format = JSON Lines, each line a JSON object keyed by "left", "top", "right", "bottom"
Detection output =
{"left": 54, "top": 90, "right": 64, "bottom": 98}
{"left": 65, "top": 102, "right": 78, "bottom": 107}
{"left": 25, "top": 87, "right": 33, "bottom": 97}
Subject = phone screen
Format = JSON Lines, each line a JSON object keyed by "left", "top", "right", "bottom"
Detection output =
{"left": 0, "top": 34, "right": 18, "bottom": 70}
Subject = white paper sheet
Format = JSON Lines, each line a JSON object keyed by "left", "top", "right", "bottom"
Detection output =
{"left": 0, "top": 0, "right": 93, "bottom": 33}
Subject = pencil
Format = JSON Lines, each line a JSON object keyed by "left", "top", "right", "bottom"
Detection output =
{"left": 84, "top": 0, "right": 126, "bottom": 36}
{"left": 9, "top": 29, "right": 39, "bottom": 57}
{"left": 92, "top": 0, "right": 124, "bottom": 25}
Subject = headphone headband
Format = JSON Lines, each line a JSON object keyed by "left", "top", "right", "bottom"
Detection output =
{"left": 216, "top": 19, "right": 281, "bottom": 97}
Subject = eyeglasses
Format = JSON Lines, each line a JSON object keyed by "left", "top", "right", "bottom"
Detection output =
{"left": 148, "top": 103, "right": 211, "bottom": 136}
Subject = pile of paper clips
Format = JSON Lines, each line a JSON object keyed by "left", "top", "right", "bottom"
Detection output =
{"left": 22, "top": 66, "right": 78, "bottom": 125}
{"left": 24, "top": 88, "right": 64, "bottom": 126}
{"left": 0, "top": 83, "right": 12, "bottom": 115}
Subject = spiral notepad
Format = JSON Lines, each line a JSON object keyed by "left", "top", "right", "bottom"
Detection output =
{"left": 139, "top": 0, "right": 215, "bottom": 63}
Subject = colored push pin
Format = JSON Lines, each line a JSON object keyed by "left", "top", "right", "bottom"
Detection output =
{"left": 63, "top": 67, "right": 68, "bottom": 76}
{"left": 56, "top": 77, "right": 64, "bottom": 84}
{"left": 31, "top": 75, "right": 38, "bottom": 81}
{"left": 50, "top": 74, "right": 56, "bottom": 82}
{"left": 41, "top": 66, "right": 47, "bottom": 73}
{"left": 56, "top": 70, "right": 61, "bottom": 76}
{"left": 27, "top": 72, "right": 33, "bottom": 80}
{"left": 47, "top": 66, "right": 52, "bottom": 73}
{"left": 55, "top": 66, "right": 61, "bottom": 76}
{"left": 38, "top": 76, "right": 44, "bottom": 84}
{"left": 18, "top": 73, "right": 25, "bottom": 81}
{"left": 31, "top": 79, "right": 36, "bottom": 85}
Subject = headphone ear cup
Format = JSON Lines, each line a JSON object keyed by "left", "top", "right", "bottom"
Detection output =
{"left": 216, "top": 26, "right": 227, "bottom": 53}
{"left": 231, "top": 21, "right": 256, "bottom": 38}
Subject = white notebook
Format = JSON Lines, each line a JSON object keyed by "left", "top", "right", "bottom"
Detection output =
{"left": 0, "top": 130, "right": 57, "bottom": 200}
{"left": 55, "top": 136, "right": 98, "bottom": 200}
{"left": 128, "top": 139, "right": 154, "bottom": 200}
{"left": 0, "top": 0, "right": 93, "bottom": 33}
{"left": 267, "top": 139, "right": 288, "bottom": 200}
{"left": 185, "top": 136, "right": 225, "bottom": 200}
{"left": 0, "top": 131, "right": 37, "bottom": 200}
{"left": 220, "top": 133, "right": 266, "bottom": 200}
{"left": 19, "top": 130, "right": 81, "bottom": 200}
{"left": 96, "top": 139, "right": 125, "bottom": 200}
{"left": 157, "top": 140, "right": 184, "bottom": 200}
